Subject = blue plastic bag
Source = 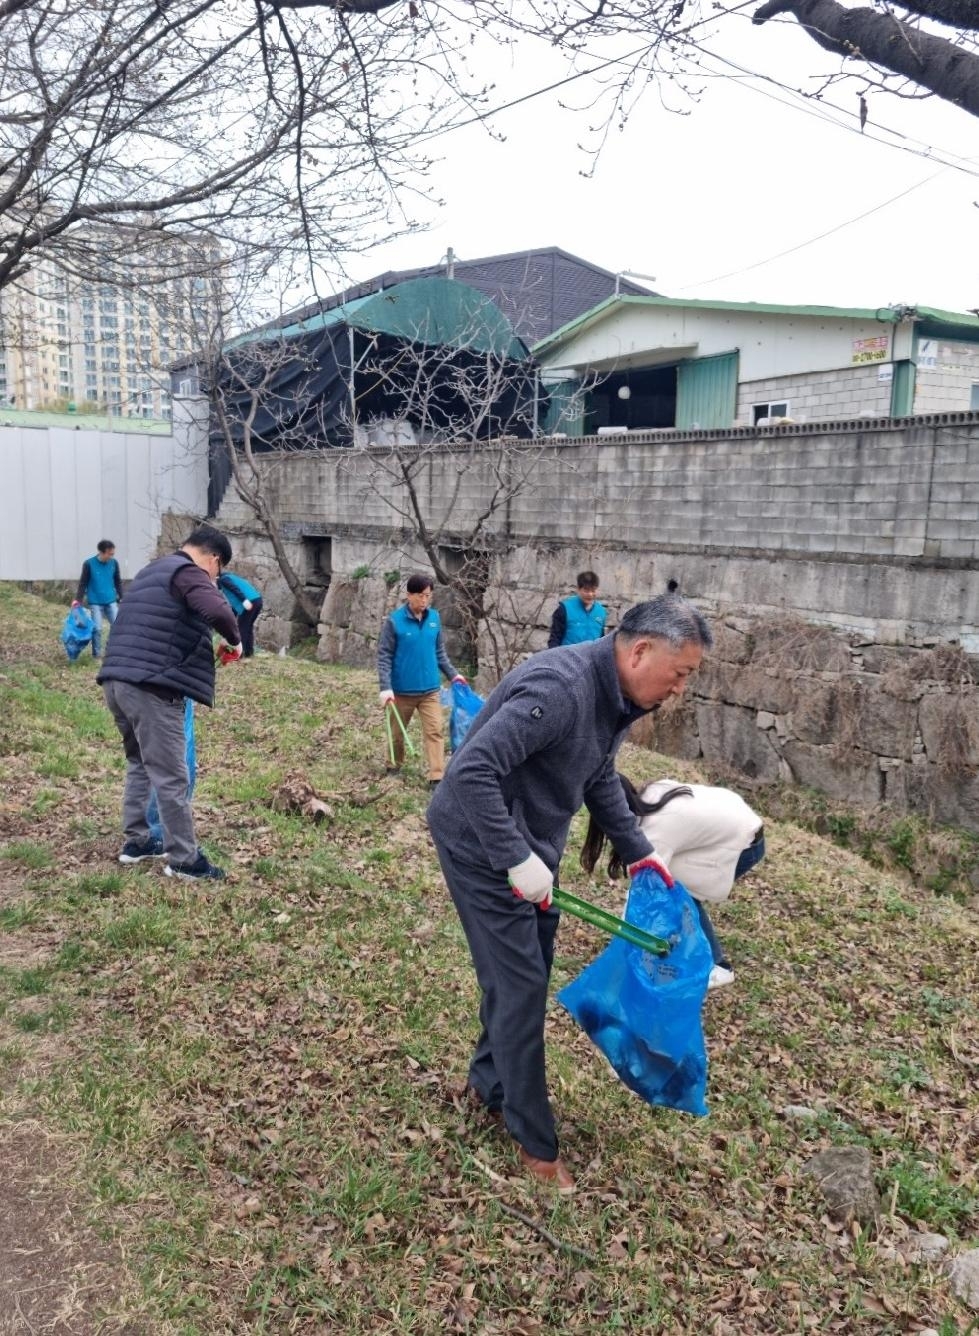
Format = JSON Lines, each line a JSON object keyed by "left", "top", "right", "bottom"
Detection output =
{"left": 60, "top": 605, "right": 95, "bottom": 661}
{"left": 557, "top": 867, "right": 713, "bottom": 1116}
{"left": 448, "top": 679, "right": 484, "bottom": 752}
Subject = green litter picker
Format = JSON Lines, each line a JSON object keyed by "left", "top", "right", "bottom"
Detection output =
{"left": 551, "top": 887, "right": 670, "bottom": 956}
{"left": 383, "top": 701, "right": 416, "bottom": 765}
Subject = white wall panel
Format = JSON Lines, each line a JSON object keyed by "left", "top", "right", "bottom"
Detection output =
{"left": 0, "top": 408, "right": 208, "bottom": 581}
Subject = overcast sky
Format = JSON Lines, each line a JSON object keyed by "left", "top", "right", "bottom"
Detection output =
{"left": 324, "top": 13, "right": 979, "bottom": 318}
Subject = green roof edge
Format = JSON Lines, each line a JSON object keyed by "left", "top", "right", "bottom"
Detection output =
{"left": 534, "top": 295, "right": 979, "bottom": 356}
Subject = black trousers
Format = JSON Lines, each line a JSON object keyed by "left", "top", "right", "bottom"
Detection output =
{"left": 434, "top": 841, "right": 561, "bottom": 1161}
{"left": 236, "top": 598, "right": 263, "bottom": 657}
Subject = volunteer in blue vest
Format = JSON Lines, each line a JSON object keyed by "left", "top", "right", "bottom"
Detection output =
{"left": 217, "top": 570, "right": 263, "bottom": 657}
{"left": 97, "top": 525, "right": 242, "bottom": 882}
{"left": 547, "top": 570, "right": 607, "bottom": 648}
{"left": 427, "top": 594, "right": 712, "bottom": 1192}
{"left": 377, "top": 573, "right": 466, "bottom": 788}
{"left": 73, "top": 539, "right": 124, "bottom": 659}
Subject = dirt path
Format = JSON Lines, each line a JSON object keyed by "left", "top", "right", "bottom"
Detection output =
{"left": 1, "top": 874, "right": 140, "bottom": 1335}
{"left": 0, "top": 1119, "right": 140, "bottom": 1334}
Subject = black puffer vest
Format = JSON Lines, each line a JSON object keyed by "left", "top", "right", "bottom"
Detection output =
{"left": 97, "top": 552, "right": 217, "bottom": 706}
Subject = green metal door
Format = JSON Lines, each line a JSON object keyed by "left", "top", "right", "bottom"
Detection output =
{"left": 675, "top": 350, "right": 738, "bottom": 429}
{"left": 542, "top": 378, "right": 585, "bottom": 436}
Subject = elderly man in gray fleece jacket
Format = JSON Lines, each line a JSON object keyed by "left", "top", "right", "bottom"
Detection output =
{"left": 427, "top": 594, "right": 712, "bottom": 1192}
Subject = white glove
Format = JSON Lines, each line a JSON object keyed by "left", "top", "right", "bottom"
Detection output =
{"left": 379, "top": 689, "right": 395, "bottom": 706}
{"left": 508, "top": 852, "right": 554, "bottom": 907}
{"left": 242, "top": 599, "right": 253, "bottom": 611}
{"left": 451, "top": 674, "right": 466, "bottom": 684}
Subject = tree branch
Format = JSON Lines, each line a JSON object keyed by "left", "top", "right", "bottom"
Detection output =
{"left": 753, "top": 0, "right": 979, "bottom": 116}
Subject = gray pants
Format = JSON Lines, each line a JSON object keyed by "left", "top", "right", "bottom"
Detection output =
{"left": 103, "top": 680, "right": 197, "bottom": 864}
{"left": 434, "top": 841, "right": 561, "bottom": 1161}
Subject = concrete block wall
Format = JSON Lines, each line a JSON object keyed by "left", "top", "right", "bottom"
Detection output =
{"left": 914, "top": 339, "right": 979, "bottom": 414}
{"left": 735, "top": 365, "right": 889, "bottom": 424}
{"left": 213, "top": 413, "right": 979, "bottom": 830}
{"left": 216, "top": 414, "right": 979, "bottom": 640}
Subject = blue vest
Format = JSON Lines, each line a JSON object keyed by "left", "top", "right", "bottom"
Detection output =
{"left": 97, "top": 552, "right": 217, "bottom": 706}
{"left": 85, "top": 556, "right": 119, "bottom": 606}
{"left": 389, "top": 604, "right": 443, "bottom": 694}
{"left": 562, "top": 595, "right": 606, "bottom": 645}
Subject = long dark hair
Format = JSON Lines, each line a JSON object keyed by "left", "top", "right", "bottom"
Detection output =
{"left": 580, "top": 775, "right": 694, "bottom": 877}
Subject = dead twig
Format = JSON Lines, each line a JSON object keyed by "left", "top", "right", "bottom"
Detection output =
{"left": 494, "top": 1200, "right": 598, "bottom": 1264}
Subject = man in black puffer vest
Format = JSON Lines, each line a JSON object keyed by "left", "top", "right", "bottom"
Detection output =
{"left": 98, "top": 525, "right": 242, "bottom": 881}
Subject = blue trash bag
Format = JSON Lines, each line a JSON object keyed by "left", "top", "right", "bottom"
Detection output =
{"left": 557, "top": 866, "right": 713, "bottom": 1116}
{"left": 60, "top": 605, "right": 95, "bottom": 661}
{"left": 448, "top": 679, "right": 484, "bottom": 752}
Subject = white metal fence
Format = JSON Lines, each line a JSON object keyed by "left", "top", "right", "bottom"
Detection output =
{"left": 0, "top": 398, "right": 208, "bottom": 582}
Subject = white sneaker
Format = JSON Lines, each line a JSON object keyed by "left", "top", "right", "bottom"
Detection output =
{"left": 708, "top": 964, "right": 735, "bottom": 991}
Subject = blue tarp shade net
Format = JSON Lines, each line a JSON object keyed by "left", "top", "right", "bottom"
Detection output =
{"left": 61, "top": 605, "right": 94, "bottom": 660}
{"left": 558, "top": 866, "right": 713, "bottom": 1116}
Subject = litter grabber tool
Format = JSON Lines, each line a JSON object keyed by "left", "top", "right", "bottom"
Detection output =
{"left": 551, "top": 887, "right": 669, "bottom": 956}
{"left": 384, "top": 700, "right": 417, "bottom": 765}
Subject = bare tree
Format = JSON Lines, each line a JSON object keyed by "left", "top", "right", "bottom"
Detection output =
{"left": 336, "top": 304, "right": 588, "bottom": 675}
{"left": 199, "top": 277, "right": 592, "bottom": 663}
{"left": 5, "top": 0, "right": 972, "bottom": 338}
{"left": 0, "top": 0, "right": 469, "bottom": 301}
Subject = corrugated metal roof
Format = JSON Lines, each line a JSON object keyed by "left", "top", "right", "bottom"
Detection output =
{"left": 535, "top": 296, "right": 979, "bottom": 356}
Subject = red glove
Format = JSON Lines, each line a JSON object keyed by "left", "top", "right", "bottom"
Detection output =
{"left": 627, "top": 856, "right": 675, "bottom": 888}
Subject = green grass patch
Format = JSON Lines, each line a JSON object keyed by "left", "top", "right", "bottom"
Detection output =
{"left": 1, "top": 840, "right": 55, "bottom": 870}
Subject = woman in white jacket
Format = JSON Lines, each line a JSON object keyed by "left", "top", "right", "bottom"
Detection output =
{"left": 580, "top": 775, "right": 765, "bottom": 989}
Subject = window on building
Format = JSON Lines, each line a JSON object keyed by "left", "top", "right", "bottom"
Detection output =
{"left": 752, "top": 400, "right": 790, "bottom": 424}
{"left": 971, "top": 384, "right": 979, "bottom": 411}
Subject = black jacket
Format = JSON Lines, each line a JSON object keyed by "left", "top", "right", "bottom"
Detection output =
{"left": 97, "top": 553, "right": 224, "bottom": 706}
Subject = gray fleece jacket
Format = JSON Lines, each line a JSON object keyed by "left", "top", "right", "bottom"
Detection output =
{"left": 426, "top": 635, "right": 655, "bottom": 875}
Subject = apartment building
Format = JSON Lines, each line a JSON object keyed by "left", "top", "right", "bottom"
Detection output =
{"left": 0, "top": 233, "right": 222, "bottom": 418}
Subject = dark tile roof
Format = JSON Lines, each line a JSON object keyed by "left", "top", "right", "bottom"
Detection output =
{"left": 276, "top": 247, "right": 656, "bottom": 343}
